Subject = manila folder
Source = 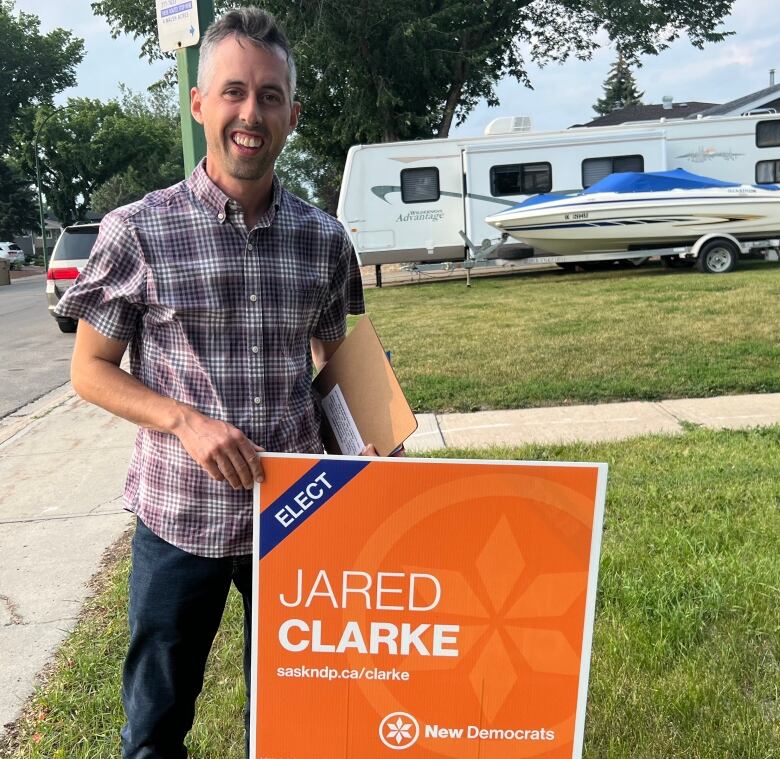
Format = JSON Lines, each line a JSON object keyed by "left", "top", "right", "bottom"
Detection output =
{"left": 312, "top": 316, "right": 417, "bottom": 456}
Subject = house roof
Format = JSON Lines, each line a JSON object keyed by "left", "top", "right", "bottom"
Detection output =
{"left": 579, "top": 83, "right": 780, "bottom": 128}
{"left": 582, "top": 102, "right": 716, "bottom": 127}
{"left": 696, "top": 83, "right": 780, "bottom": 117}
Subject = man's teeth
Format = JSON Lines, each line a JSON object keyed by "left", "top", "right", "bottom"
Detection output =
{"left": 233, "top": 134, "right": 262, "bottom": 148}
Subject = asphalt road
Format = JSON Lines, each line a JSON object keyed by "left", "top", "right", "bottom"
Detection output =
{"left": 0, "top": 275, "right": 74, "bottom": 419}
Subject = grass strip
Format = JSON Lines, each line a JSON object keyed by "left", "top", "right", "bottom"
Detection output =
{"left": 360, "top": 262, "right": 780, "bottom": 412}
{"left": 3, "top": 426, "right": 779, "bottom": 758}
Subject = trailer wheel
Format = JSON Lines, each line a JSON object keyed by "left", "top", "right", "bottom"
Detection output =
{"left": 695, "top": 239, "right": 738, "bottom": 274}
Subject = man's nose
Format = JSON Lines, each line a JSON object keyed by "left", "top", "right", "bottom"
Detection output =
{"left": 239, "top": 94, "right": 261, "bottom": 127}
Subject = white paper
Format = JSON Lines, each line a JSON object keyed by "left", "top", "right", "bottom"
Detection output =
{"left": 321, "top": 384, "right": 365, "bottom": 455}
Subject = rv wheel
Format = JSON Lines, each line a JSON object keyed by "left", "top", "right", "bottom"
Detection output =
{"left": 696, "top": 239, "right": 738, "bottom": 274}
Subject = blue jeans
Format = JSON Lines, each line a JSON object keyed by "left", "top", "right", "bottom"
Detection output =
{"left": 121, "top": 518, "right": 253, "bottom": 759}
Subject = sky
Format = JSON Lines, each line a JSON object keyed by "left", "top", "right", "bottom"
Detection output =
{"left": 12, "top": 0, "right": 780, "bottom": 136}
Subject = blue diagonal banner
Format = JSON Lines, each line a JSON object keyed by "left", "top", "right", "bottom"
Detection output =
{"left": 260, "top": 458, "right": 370, "bottom": 558}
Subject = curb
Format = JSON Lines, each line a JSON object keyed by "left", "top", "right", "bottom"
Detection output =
{"left": 0, "top": 384, "right": 76, "bottom": 449}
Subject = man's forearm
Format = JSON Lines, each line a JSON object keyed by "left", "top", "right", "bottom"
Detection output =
{"left": 311, "top": 336, "right": 344, "bottom": 372}
{"left": 72, "top": 351, "right": 264, "bottom": 488}
{"left": 72, "top": 354, "right": 187, "bottom": 434}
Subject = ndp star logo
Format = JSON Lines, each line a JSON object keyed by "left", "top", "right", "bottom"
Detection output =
{"left": 379, "top": 712, "right": 420, "bottom": 750}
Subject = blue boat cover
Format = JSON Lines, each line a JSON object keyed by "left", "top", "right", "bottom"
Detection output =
{"left": 494, "top": 168, "right": 780, "bottom": 216}
{"left": 582, "top": 168, "right": 740, "bottom": 194}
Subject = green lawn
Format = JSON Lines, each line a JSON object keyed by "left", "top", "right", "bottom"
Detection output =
{"left": 360, "top": 261, "right": 780, "bottom": 412}
{"left": 4, "top": 426, "right": 778, "bottom": 758}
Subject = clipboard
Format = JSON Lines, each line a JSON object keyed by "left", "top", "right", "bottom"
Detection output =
{"left": 312, "top": 316, "right": 417, "bottom": 456}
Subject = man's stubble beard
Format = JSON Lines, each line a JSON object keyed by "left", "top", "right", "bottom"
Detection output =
{"left": 216, "top": 124, "right": 282, "bottom": 181}
{"left": 224, "top": 148, "right": 276, "bottom": 181}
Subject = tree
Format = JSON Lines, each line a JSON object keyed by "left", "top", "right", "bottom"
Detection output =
{"left": 14, "top": 91, "right": 184, "bottom": 224}
{"left": 0, "top": 158, "right": 37, "bottom": 239}
{"left": 594, "top": 49, "right": 644, "bottom": 115}
{"left": 17, "top": 99, "right": 131, "bottom": 225}
{"left": 91, "top": 87, "right": 185, "bottom": 213}
{"left": 274, "top": 135, "right": 333, "bottom": 208}
{"left": 0, "top": 1, "right": 84, "bottom": 151}
{"left": 91, "top": 0, "right": 736, "bottom": 211}
{"left": 90, "top": 159, "right": 183, "bottom": 214}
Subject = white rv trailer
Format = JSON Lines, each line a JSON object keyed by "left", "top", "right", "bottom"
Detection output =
{"left": 337, "top": 112, "right": 780, "bottom": 267}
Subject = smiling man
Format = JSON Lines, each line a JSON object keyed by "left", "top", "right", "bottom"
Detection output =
{"left": 54, "top": 8, "right": 364, "bottom": 759}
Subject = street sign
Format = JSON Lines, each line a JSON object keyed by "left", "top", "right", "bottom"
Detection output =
{"left": 156, "top": 0, "right": 200, "bottom": 53}
{"left": 251, "top": 454, "right": 607, "bottom": 758}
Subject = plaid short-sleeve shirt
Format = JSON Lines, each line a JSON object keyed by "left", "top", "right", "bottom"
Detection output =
{"left": 55, "top": 160, "right": 364, "bottom": 557}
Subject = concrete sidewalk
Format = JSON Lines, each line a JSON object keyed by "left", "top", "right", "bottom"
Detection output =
{"left": 407, "top": 393, "right": 780, "bottom": 450}
{"left": 1, "top": 386, "right": 779, "bottom": 739}
{"left": 0, "top": 388, "right": 136, "bottom": 742}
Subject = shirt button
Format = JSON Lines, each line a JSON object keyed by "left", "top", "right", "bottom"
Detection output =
{"left": 251, "top": 345, "right": 259, "bottom": 354}
{"left": 249, "top": 294, "right": 258, "bottom": 302}
{"left": 217, "top": 212, "right": 225, "bottom": 221}
{"left": 253, "top": 397, "right": 262, "bottom": 405}
{"left": 247, "top": 243, "right": 253, "bottom": 251}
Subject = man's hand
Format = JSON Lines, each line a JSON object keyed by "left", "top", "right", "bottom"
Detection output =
{"left": 360, "top": 444, "right": 406, "bottom": 458}
{"left": 172, "top": 407, "right": 265, "bottom": 489}
{"left": 71, "top": 321, "right": 265, "bottom": 489}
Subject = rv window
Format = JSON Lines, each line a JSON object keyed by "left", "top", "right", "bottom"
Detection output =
{"left": 756, "top": 120, "right": 780, "bottom": 148}
{"left": 756, "top": 160, "right": 780, "bottom": 183}
{"left": 490, "top": 162, "right": 552, "bottom": 196}
{"left": 400, "top": 167, "right": 440, "bottom": 203}
{"left": 581, "top": 155, "right": 644, "bottom": 188}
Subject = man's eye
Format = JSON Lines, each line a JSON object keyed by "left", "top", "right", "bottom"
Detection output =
{"left": 262, "top": 93, "right": 282, "bottom": 104}
{"left": 225, "top": 89, "right": 243, "bottom": 98}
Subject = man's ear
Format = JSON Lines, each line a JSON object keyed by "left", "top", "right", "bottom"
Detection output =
{"left": 288, "top": 101, "right": 301, "bottom": 135}
{"left": 191, "top": 87, "right": 204, "bottom": 125}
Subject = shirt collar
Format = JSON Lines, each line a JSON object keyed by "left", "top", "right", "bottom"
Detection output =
{"left": 187, "top": 158, "right": 284, "bottom": 227}
{"left": 256, "top": 173, "right": 284, "bottom": 228}
{"left": 188, "top": 158, "right": 230, "bottom": 222}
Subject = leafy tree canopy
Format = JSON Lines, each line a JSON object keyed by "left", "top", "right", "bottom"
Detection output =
{"left": 13, "top": 89, "right": 184, "bottom": 225}
{"left": 0, "top": 158, "right": 37, "bottom": 239}
{"left": 90, "top": 160, "right": 180, "bottom": 215}
{"left": 274, "top": 134, "right": 337, "bottom": 208}
{"left": 594, "top": 49, "right": 644, "bottom": 115}
{"left": 90, "top": 86, "right": 185, "bottom": 214}
{"left": 91, "top": 0, "right": 734, "bottom": 135}
{"left": 0, "top": 0, "right": 84, "bottom": 151}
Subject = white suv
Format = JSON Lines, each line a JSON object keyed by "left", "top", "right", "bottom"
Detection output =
{"left": 46, "top": 224, "right": 100, "bottom": 333}
{"left": 0, "top": 242, "right": 25, "bottom": 269}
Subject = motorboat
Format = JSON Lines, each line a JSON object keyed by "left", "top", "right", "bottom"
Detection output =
{"left": 484, "top": 169, "right": 780, "bottom": 255}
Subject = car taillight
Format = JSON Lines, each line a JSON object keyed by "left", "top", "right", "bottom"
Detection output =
{"left": 47, "top": 267, "right": 80, "bottom": 280}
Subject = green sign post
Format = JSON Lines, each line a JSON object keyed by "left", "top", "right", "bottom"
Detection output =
{"left": 156, "top": 0, "right": 215, "bottom": 174}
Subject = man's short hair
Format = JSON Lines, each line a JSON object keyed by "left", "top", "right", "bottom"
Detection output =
{"left": 197, "top": 8, "right": 297, "bottom": 98}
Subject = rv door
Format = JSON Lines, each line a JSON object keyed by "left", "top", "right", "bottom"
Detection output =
{"left": 460, "top": 147, "right": 531, "bottom": 259}
{"left": 460, "top": 147, "right": 483, "bottom": 250}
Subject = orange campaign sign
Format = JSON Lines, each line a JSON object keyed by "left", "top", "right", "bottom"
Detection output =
{"left": 251, "top": 454, "right": 607, "bottom": 759}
